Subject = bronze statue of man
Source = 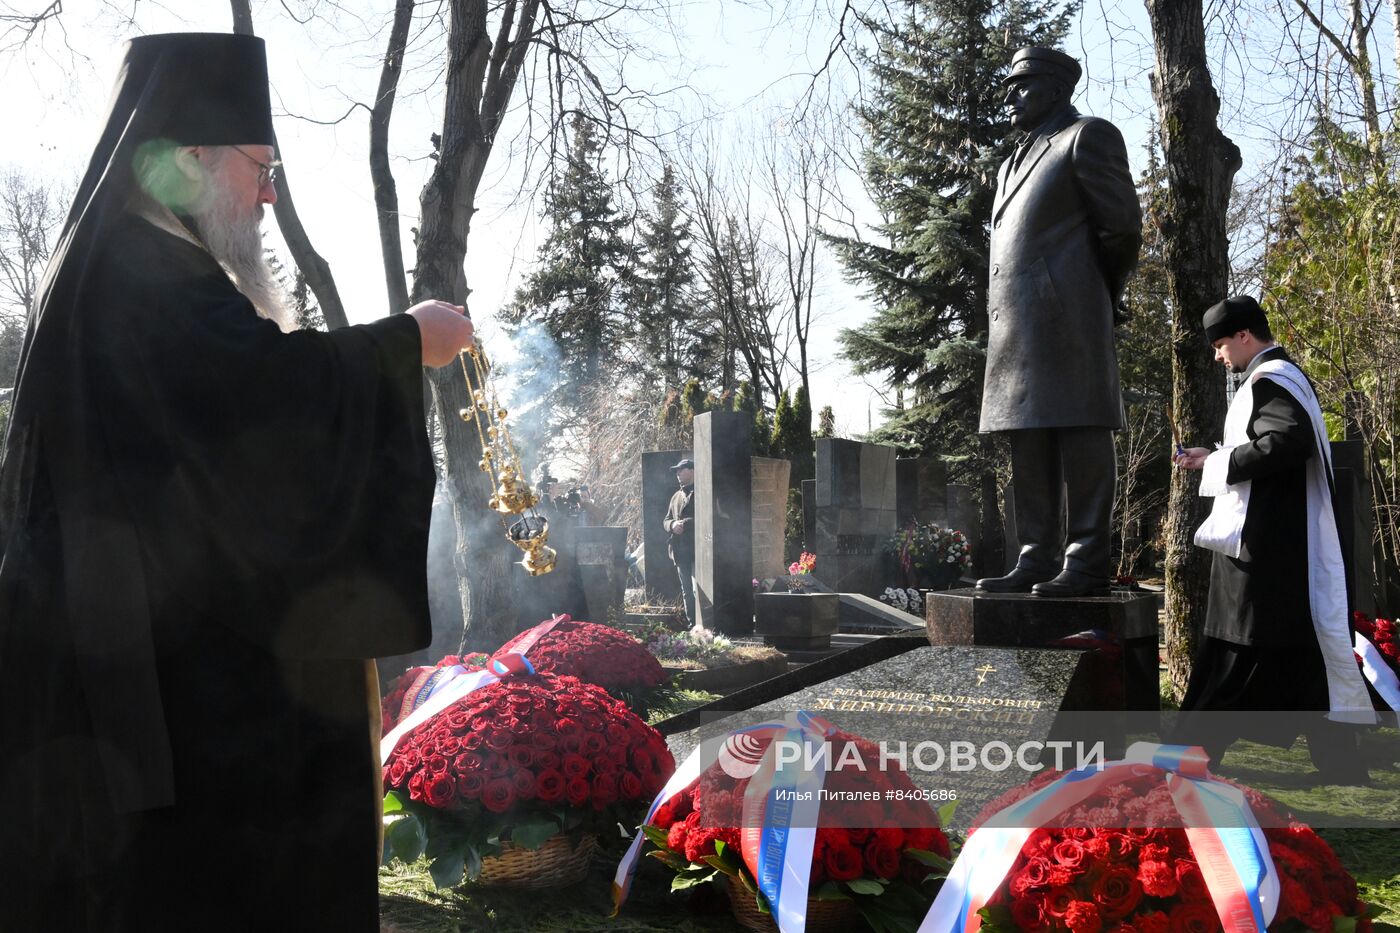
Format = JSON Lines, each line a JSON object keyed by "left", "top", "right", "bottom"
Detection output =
{"left": 975, "top": 47, "right": 1142, "bottom": 598}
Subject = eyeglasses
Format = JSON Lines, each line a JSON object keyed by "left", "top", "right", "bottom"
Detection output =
{"left": 230, "top": 145, "right": 282, "bottom": 187}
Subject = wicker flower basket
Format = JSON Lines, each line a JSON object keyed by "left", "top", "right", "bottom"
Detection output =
{"left": 476, "top": 833, "right": 598, "bottom": 889}
{"left": 725, "top": 878, "right": 859, "bottom": 933}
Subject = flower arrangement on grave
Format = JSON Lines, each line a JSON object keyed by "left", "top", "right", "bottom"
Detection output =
{"left": 380, "top": 653, "right": 491, "bottom": 733}
{"left": 641, "top": 623, "right": 786, "bottom": 677}
{"left": 381, "top": 662, "right": 674, "bottom": 889}
{"left": 1352, "top": 611, "right": 1400, "bottom": 710}
{"left": 493, "top": 614, "right": 670, "bottom": 712}
{"left": 883, "top": 521, "right": 972, "bottom": 589}
{"left": 614, "top": 714, "right": 953, "bottom": 932}
{"left": 880, "top": 586, "right": 925, "bottom": 617}
{"left": 922, "top": 743, "right": 1376, "bottom": 933}
{"left": 789, "top": 551, "right": 817, "bottom": 576}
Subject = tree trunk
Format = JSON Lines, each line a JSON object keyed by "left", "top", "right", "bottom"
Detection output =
{"left": 370, "top": 0, "right": 415, "bottom": 317}
{"left": 412, "top": 0, "right": 540, "bottom": 651}
{"left": 229, "top": 0, "right": 350, "bottom": 330}
{"left": 1145, "top": 0, "right": 1240, "bottom": 701}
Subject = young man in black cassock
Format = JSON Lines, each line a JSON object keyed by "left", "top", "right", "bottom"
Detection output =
{"left": 0, "top": 34, "right": 475, "bottom": 931}
{"left": 1173, "top": 296, "right": 1373, "bottom": 783}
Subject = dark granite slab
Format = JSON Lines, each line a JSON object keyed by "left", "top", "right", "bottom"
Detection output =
{"left": 694, "top": 412, "right": 753, "bottom": 635}
{"left": 659, "top": 640, "right": 1097, "bottom": 830}
{"left": 754, "top": 592, "right": 839, "bottom": 649}
{"left": 641, "top": 449, "right": 688, "bottom": 600}
{"left": 926, "top": 588, "right": 1160, "bottom": 711}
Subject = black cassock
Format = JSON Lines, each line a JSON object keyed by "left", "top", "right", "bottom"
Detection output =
{"left": 0, "top": 213, "right": 433, "bottom": 931}
{"left": 1179, "top": 347, "right": 1355, "bottom": 764}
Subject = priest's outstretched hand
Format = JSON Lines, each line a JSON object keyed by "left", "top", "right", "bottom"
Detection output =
{"left": 408, "top": 299, "right": 475, "bottom": 366}
{"left": 1173, "top": 446, "right": 1210, "bottom": 470}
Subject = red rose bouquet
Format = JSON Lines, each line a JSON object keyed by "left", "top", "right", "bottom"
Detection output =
{"left": 1351, "top": 612, "right": 1400, "bottom": 710}
{"left": 494, "top": 615, "right": 671, "bottom": 711}
{"left": 379, "top": 653, "right": 490, "bottom": 733}
{"left": 381, "top": 671, "right": 674, "bottom": 887}
{"left": 633, "top": 725, "right": 952, "bottom": 930}
{"left": 950, "top": 761, "right": 1375, "bottom": 933}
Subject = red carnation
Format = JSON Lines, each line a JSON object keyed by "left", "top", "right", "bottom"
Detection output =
{"left": 1064, "top": 900, "right": 1102, "bottom": 933}
{"left": 481, "top": 777, "right": 516, "bottom": 813}
{"left": 1167, "top": 901, "right": 1221, "bottom": 933}
{"left": 1138, "top": 859, "right": 1178, "bottom": 897}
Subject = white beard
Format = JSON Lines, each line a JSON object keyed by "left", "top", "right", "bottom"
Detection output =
{"left": 188, "top": 176, "right": 292, "bottom": 332}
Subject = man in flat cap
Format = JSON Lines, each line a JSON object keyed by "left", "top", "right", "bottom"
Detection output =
{"left": 976, "top": 47, "right": 1142, "bottom": 598}
{"left": 0, "top": 33, "right": 474, "bottom": 930}
{"left": 1173, "top": 296, "right": 1372, "bottom": 781}
{"left": 664, "top": 457, "right": 697, "bottom": 627}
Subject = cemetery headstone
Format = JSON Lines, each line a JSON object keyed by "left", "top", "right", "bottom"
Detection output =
{"left": 895, "top": 457, "right": 949, "bottom": 527}
{"left": 658, "top": 637, "right": 1099, "bottom": 831}
{"left": 751, "top": 457, "right": 792, "bottom": 579}
{"left": 801, "top": 478, "right": 816, "bottom": 553}
{"left": 1331, "top": 440, "right": 1377, "bottom": 617}
{"left": 641, "top": 449, "right": 688, "bottom": 601}
{"left": 694, "top": 411, "right": 754, "bottom": 635}
{"left": 813, "top": 438, "right": 898, "bottom": 597}
{"left": 575, "top": 525, "right": 629, "bottom": 625}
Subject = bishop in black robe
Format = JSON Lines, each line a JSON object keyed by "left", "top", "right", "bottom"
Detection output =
{"left": 0, "top": 34, "right": 447, "bottom": 931}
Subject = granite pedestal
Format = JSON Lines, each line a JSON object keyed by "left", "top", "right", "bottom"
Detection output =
{"left": 925, "top": 588, "right": 1159, "bottom": 711}
{"left": 754, "top": 592, "right": 839, "bottom": 649}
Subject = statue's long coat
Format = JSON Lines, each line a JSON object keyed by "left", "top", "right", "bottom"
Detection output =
{"left": 980, "top": 109, "right": 1142, "bottom": 432}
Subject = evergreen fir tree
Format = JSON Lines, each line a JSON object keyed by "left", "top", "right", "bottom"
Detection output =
{"left": 291, "top": 268, "right": 326, "bottom": 331}
{"left": 830, "top": 0, "right": 1073, "bottom": 457}
{"left": 790, "top": 384, "right": 815, "bottom": 484}
{"left": 504, "top": 114, "right": 635, "bottom": 435}
{"left": 682, "top": 379, "right": 708, "bottom": 421}
{"left": 770, "top": 389, "right": 797, "bottom": 461}
{"left": 632, "top": 164, "right": 697, "bottom": 389}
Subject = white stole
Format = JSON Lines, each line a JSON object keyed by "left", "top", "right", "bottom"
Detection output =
{"left": 1194, "top": 358, "right": 1374, "bottom": 720}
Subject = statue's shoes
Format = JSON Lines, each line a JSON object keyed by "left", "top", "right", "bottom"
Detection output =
{"left": 1030, "top": 569, "right": 1110, "bottom": 598}
{"left": 975, "top": 566, "right": 1058, "bottom": 593}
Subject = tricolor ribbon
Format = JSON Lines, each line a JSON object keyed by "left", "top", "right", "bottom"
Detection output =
{"left": 1355, "top": 632, "right": 1400, "bottom": 711}
{"left": 379, "top": 614, "right": 569, "bottom": 764}
{"left": 918, "top": 743, "right": 1279, "bottom": 933}
{"left": 378, "top": 651, "right": 535, "bottom": 765}
{"left": 612, "top": 711, "right": 837, "bottom": 931}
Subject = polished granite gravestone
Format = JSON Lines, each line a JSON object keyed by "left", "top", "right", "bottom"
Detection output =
{"left": 694, "top": 411, "right": 754, "bottom": 635}
{"left": 812, "top": 438, "right": 898, "bottom": 597}
{"left": 925, "top": 588, "right": 1160, "bottom": 711}
{"left": 1331, "top": 440, "right": 1377, "bottom": 617}
{"left": 657, "top": 638, "right": 1100, "bottom": 831}
{"left": 641, "top": 449, "right": 689, "bottom": 600}
{"left": 801, "top": 478, "right": 816, "bottom": 551}
{"left": 754, "top": 592, "right": 840, "bottom": 649}
{"left": 575, "top": 526, "right": 628, "bottom": 624}
{"left": 895, "top": 456, "right": 948, "bottom": 527}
